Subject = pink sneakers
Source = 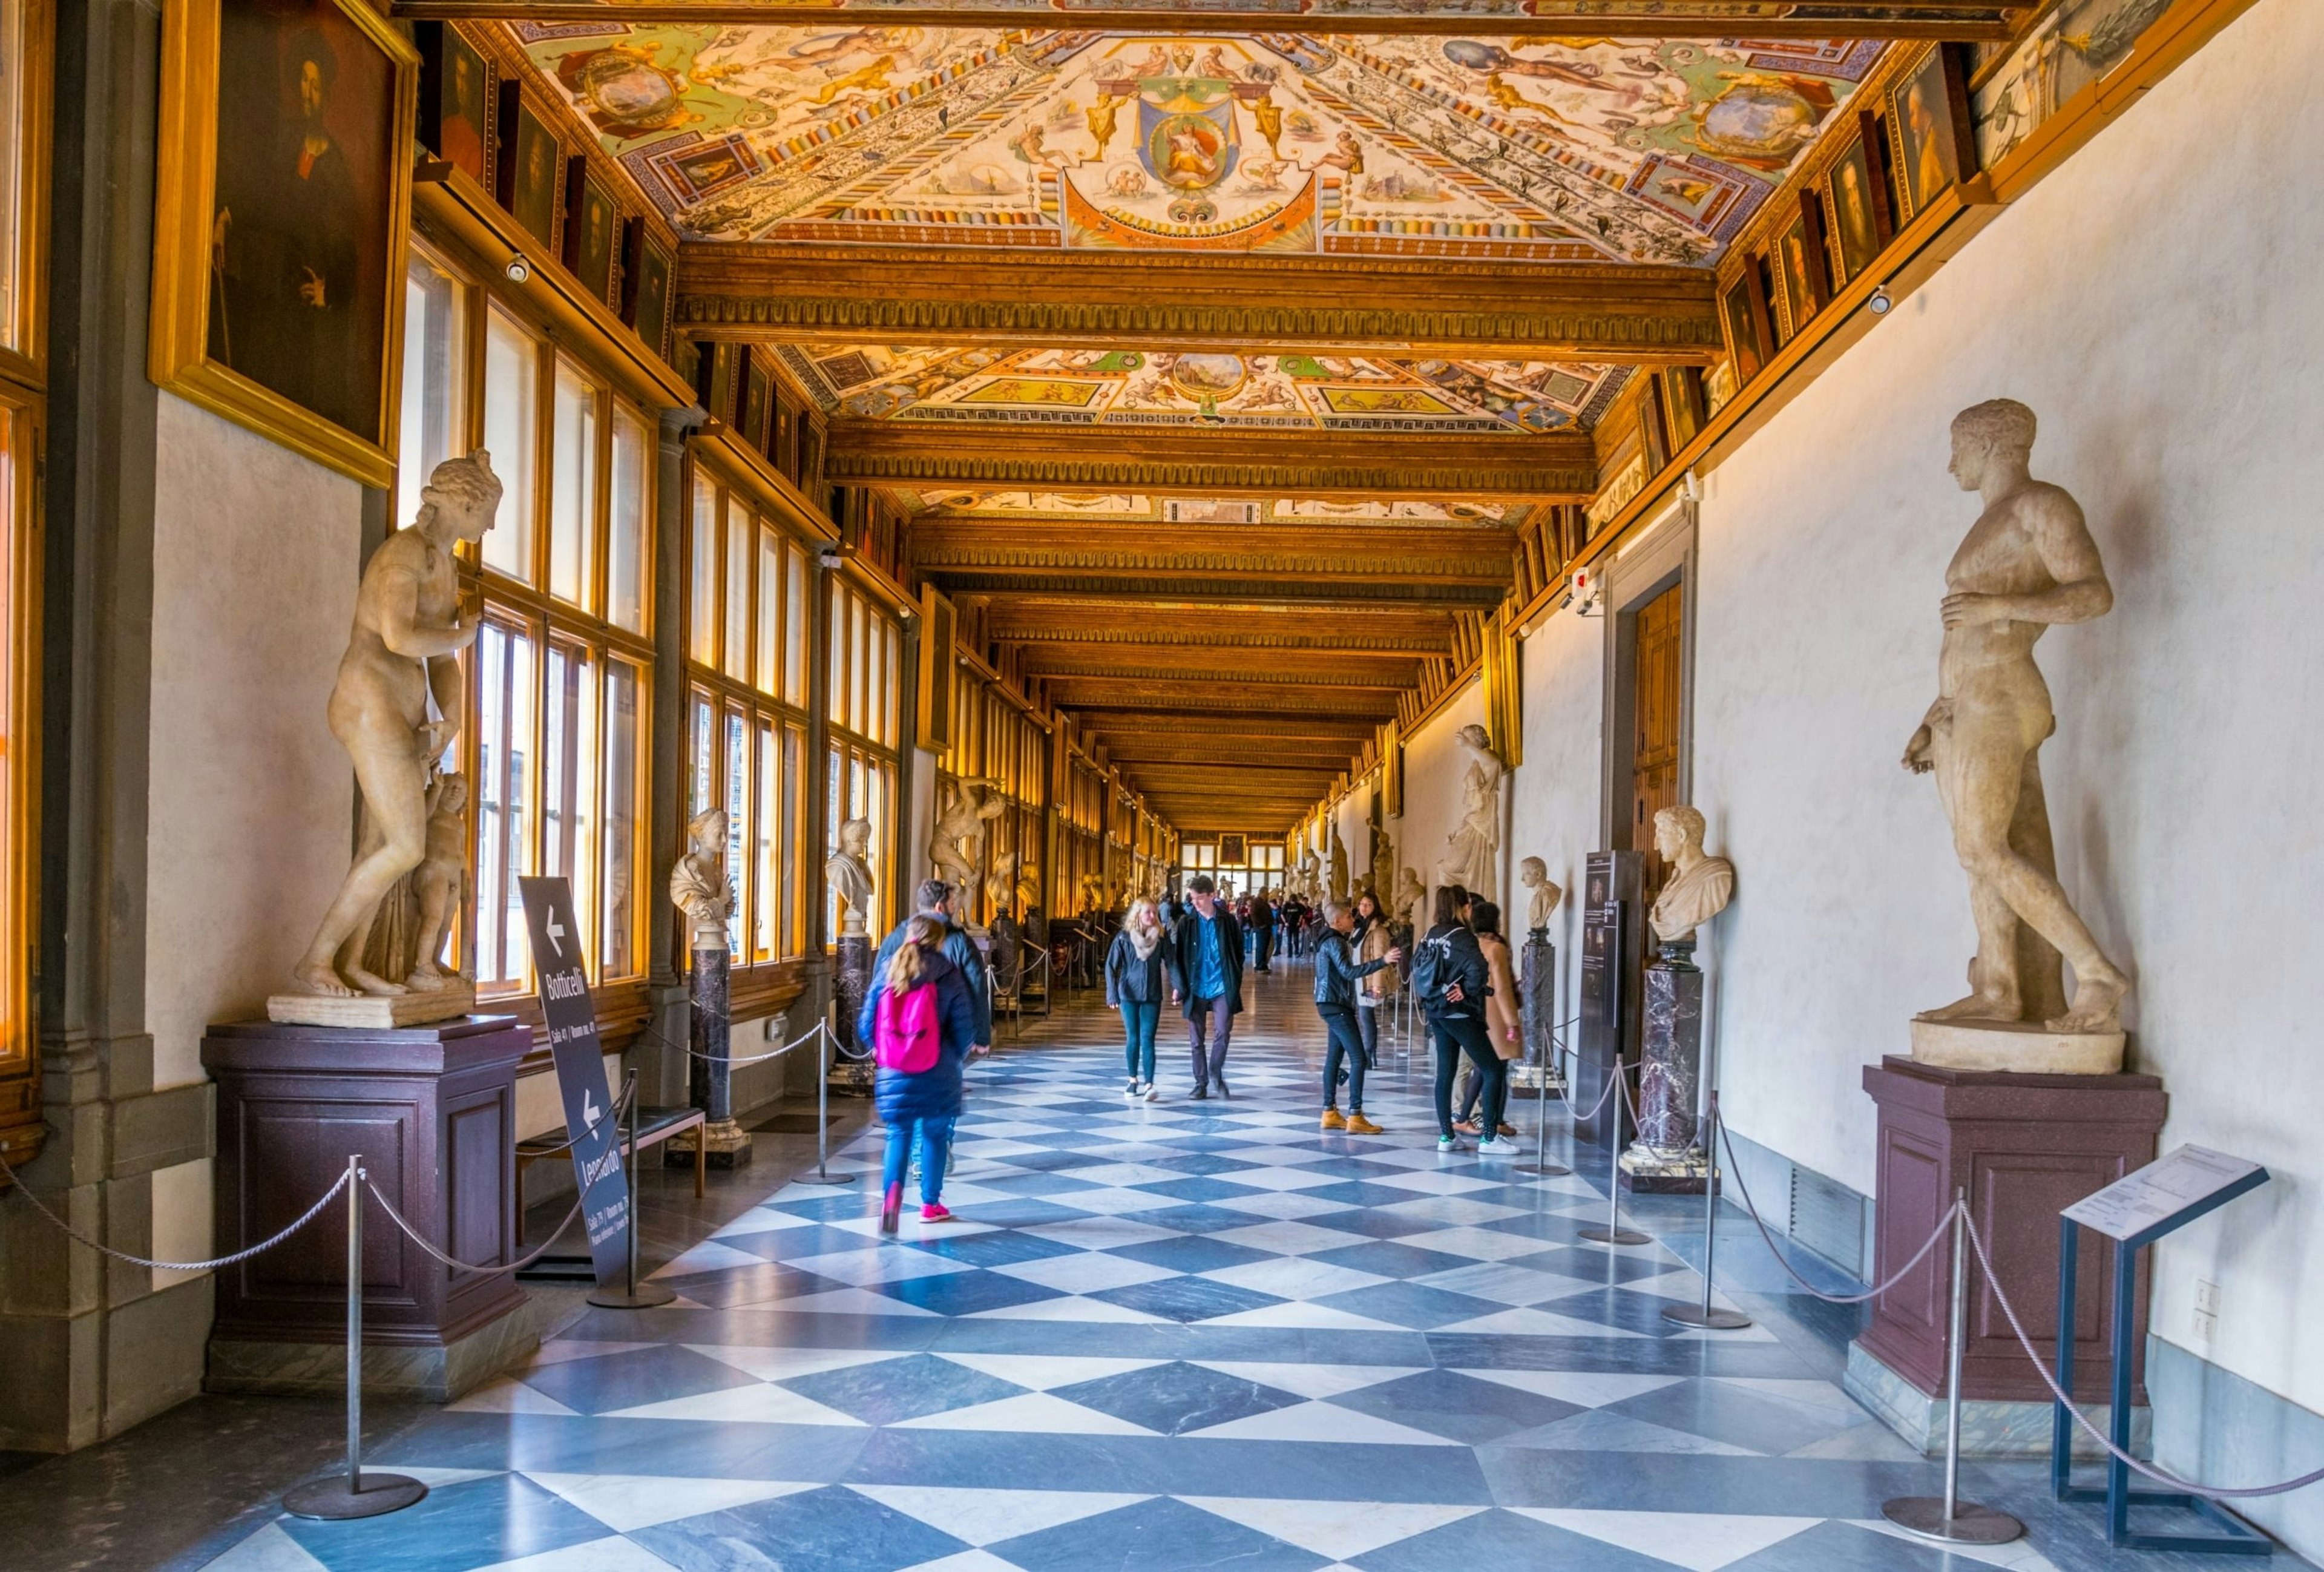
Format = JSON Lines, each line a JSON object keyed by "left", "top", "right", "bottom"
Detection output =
{"left": 921, "top": 1203, "right": 958, "bottom": 1223}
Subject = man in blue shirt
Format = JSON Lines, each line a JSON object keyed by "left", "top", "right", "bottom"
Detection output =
{"left": 1165, "top": 875, "right": 1244, "bottom": 1098}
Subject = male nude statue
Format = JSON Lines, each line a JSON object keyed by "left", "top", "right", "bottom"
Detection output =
{"left": 1902, "top": 400, "right": 2128, "bottom": 1033}
{"left": 291, "top": 452, "right": 499, "bottom": 996}
{"left": 405, "top": 772, "right": 470, "bottom": 991}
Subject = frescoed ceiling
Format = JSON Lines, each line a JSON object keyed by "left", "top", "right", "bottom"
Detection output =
{"left": 891, "top": 489, "right": 1543, "bottom": 524}
{"left": 522, "top": 26, "right": 1885, "bottom": 263}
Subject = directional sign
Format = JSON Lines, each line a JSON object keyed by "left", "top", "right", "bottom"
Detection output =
{"left": 520, "top": 877, "right": 629, "bottom": 1286}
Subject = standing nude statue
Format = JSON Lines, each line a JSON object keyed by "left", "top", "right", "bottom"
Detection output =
{"left": 289, "top": 452, "right": 498, "bottom": 997}
{"left": 930, "top": 777, "right": 1006, "bottom": 915}
{"left": 1902, "top": 400, "right": 2129, "bottom": 1033}
{"left": 405, "top": 773, "right": 470, "bottom": 991}
{"left": 1436, "top": 723, "right": 1503, "bottom": 901}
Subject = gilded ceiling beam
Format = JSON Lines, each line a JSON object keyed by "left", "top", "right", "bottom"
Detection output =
{"left": 829, "top": 423, "right": 1595, "bottom": 498}
{"left": 399, "top": 2, "right": 2019, "bottom": 40}
{"left": 678, "top": 248, "right": 1721, "bottom": 362}
{"left": 931, "top": 571, "right": 1506, "bottom": 607}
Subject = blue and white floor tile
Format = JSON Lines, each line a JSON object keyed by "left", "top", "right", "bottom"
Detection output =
{"left": 192, "top": 971, "right": 2303, "bottom": 1571}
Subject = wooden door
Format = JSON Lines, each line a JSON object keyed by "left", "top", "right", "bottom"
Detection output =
{"left": 1630, "top": 582, "right": 1684, "bottom": 899}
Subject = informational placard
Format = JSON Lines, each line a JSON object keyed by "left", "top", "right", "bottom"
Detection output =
{"left": 520, "top": 876, "right": 628, "bottom": 1285}
{"left": 2061, "top": 1145, "right": 2267, "bottom": 1243}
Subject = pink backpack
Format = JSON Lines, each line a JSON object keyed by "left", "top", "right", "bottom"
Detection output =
{"left": 873, "top": 979, "right": 940, "bottom": 1072}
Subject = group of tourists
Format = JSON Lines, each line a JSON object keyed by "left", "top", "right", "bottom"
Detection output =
{"left": 1103, "top": 874, "right": 1244, "bottom": 1101}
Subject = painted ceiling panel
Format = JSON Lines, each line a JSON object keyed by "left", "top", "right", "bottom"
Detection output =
{"left": 891, "top": 488, "right": 1541, "bottom": 522}
{"left": 517, "top": 24, "right": 1885, "bottom": 263}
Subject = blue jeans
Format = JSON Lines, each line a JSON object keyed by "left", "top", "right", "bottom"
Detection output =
{"left": 882, "top": 1115, "right": 955, "bottom": 1205}
{"left": 1320, "top": 1006, "right": 1365, "bottom": 1111}
{"left": 1119, "top": 999, "right": 1160, "bottom": 1082}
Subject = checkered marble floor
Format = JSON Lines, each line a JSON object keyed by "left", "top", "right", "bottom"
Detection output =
{"left": 190, "top": 968, "right": 2290, "bottom": 1572}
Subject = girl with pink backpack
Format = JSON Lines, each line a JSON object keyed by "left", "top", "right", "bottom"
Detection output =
{"left": 862, "top": 914, "right": 980, "bottom": 1234}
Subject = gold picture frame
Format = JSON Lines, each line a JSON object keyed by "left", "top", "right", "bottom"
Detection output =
{"left": 149, "top": 0, "right": 418, "bottom": 488}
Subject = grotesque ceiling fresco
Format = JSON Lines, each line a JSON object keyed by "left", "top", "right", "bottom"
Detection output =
{"left": 521, "top": 25, "right": 1885, "bottom": 263}
{"left": 891, "top": 489, "right": 1544, "bottom": 523}
{"left": 778, "top": 343, "right": 1626, "bottom": 432}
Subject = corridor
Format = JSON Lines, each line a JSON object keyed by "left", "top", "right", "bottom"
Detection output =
{"left": 172, "top": 969, "right": 2267, "bottom": 1572}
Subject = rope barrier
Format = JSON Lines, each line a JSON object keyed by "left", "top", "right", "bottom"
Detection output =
{"left": 518, "top": 1081, "right": 639, "bottom": 1159}
{"left": 658, "top": 1017, "right": 832, "bottom": 1069}
{"left": 1713, "top": 1110, "right": 1964, "bottom": 1306}
{"left": 0, "top": 1148, "right": 350, "bottom": 1272}
{"left": 366, "top": 1180, "right": 588, "bottom": 1277}
{"left": 1962, "top": 1213, "right": 2324, "bottom": 1501}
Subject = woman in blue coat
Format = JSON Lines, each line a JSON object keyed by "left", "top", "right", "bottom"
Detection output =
{"left": 858, "top": 915, "right": 980, "bottom": 1232}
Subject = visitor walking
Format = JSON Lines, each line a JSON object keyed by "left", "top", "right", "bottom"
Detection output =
{"left": 1166, "top": 874, "right": 1244, "bottom": 1098}
{"left": 1452, "top": 899, "right": 1523, "bottom": 1139}
{"left": 867, "top": 878, "right": 993, "bottom": 1056}
{"left": 1247, "top": 889, "right": 1275, "bottom": 974}
{"left": 1106, "top": 898, "right": 1169, "bottom": 1100}
{"left": 1316, "top": 901, "right": 1400, "bottom": 1133}
{"left": 862, "top": 915, "right": 980, "bottom": 1233}
{"left": 1413, "top": 885, "right": 1514, "bottom": 1153}
{"left": 1353, "top": 890, "right": 1394, "bottom": 1070}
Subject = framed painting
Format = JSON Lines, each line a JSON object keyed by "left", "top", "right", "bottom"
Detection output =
{"left": 1218, "top": 833, "right": 1247, "bottom": 865}
{"left": 1, "top": 0, "right": 53, "bottom": 384}
{"left": 1719, "top": 272, "right": 1766, "bottom": 384}
{"left": 151, "top": 0, "right": 416, "bottom": 487}
{"left": 1888, "top": 44, "right": 1976, "bottom": 223}
{"left": 916, "top": 586, "right": 956, "bottom": 752}
{"left": 1823, "top": 130, "right": 1890, "bottom": 287}
{"left": 1775, "top": 197, "right": 1830, "bottom": 338}
{"left": 562, "top": 159, "right": 617, "bottom": 305}
{"left": 496, "top": 91, "right": 557, "bottom": 248}
{"left": 739, "top": 354, "right": 770, "bottom": 453}
{"left": 415, "top": 22, "right": 487, "bottom": 185}
{"left": 632, "top": 234, "right": 671, "bottom": 363}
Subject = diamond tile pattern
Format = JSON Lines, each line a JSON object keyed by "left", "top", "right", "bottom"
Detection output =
{"left": 193, "top": 968, "right": 2263, "bottom": 1572}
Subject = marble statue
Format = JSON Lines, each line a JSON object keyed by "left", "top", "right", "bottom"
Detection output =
{"left": 283, "top": 452, "right": 498, "bottom": 1004}
{"left": 1520, "top": 855, "right": 1563, "bottom": 937}
{"left": 1327, "top": 822, "right": 1351, "bottom": 906}
{"left": 1436, "top": 723, "right": 1503, "bottom": 901}
{"left": 1647, "top": 807, "right": 1735, "bottom": 946}
{"left": 1390, "top": 865, "right": 1428, "bottom": 930}
{"left": 1902, "top": 398, "right": 2129, "bottom": 1038}
{"left": 1368, "top": 823, "right": 1396, "bottom": 899}
{"left": 671, "top": 807, "right": 737, "bottom": 949}
{"left": 988, "top": 850, "right": 1019, "bottom": 915}
{"left": 931, "top": 776, "right": 1006, "bottom": 919}
{"left": 1014, "top": 859, "right": 1043, "bottom": 915}
{"left": 826, "top": 815, "right": 875, "bottom": 937}
{"left": 406, "top": 773, "right": 470, "bottom": 990}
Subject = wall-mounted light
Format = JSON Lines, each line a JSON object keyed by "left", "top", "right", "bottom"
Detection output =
{"left": 817, "top": 546, "right": 845, "bottom": 570}
{"left": 1868, "top": 286, "right": 1894, "bottom": 317}
{"left": 1680, "top": 470, "right": 1703, "bottom": 504}
{"left": 504, "top": 258, "right": 530, "bottom": 284}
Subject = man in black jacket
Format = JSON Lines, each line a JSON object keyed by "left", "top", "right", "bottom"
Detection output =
{"left": 1246, "top": 890, "right": 1275, "bottom": 974}
{"left": 1166, "top": 875, "right": 1243, "bottom": 1098}
{"left": 1315, "top": 902, "right": 1400, "bottom": 1133}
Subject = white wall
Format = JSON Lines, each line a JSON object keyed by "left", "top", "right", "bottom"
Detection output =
{"left": 142, "top": 395, "right": 364, "bottom": 1288}
{"left": 1509, "top": 605, "right": 1605, "bottom": 1027}
{"left": 1391, "top": 682, "right": 1487, "bottom": 916}
{"left": 1678, "top": 0, "right": 2323, "bottom": 1439}
{"left": 1333, "top": 784, "right": 1372, "bottom": 893}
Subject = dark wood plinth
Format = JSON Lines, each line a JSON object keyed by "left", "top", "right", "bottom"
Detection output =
{"left": 203, "top": 1016, "right": 531, "bottom": 1360}
{"left": 1857, "top": 1054, "right": 2165, "bottom": 1406}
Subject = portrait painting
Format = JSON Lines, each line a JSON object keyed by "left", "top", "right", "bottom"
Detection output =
{"left": 152, "top": 0, "right": 415, "bottom": 485}
{"left": 631, "top": 235, "right": 671, "bottom": 361}
{"left": 501, "top": 96, "right": 559, "bottom": 248}
{"left": 1823, "top": 134, "right": 1887, "bottom": 286}
{"left": 563, "top": 163, "right": 617, "bottom": 304}
{"left": 417, "top": 22, "right": 488, "bottom": 184}
{"left": 1219, "top": 834, "right": 1247, "bottom": 865}
{"left": 740, "top": 355, "right": 771, "bottom": 452}
{"left": 1720, "top": 274, "right": 1765, "bottom": 384}
{"left": 1776, "top": 197, "right": 1829, "bottom": 337}
{"left": 1889, "top": 45, "right": 1975, "bottom": 222}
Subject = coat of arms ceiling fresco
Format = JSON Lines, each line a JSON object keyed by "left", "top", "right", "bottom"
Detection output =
{"left": 780, "top": 343, "right": 1625, "bottom": 432}
{"left": 520, "top": 24, "right": 1885, "bottom": 263}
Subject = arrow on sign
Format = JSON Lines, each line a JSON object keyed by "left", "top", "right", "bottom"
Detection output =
{"left": 548, "top": 915, "right": 568, "bottom": 958}
{"left": 582, "top": 1087, "right": 601, "bottom": 1130}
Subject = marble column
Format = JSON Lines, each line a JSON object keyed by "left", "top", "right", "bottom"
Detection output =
{"left": 686, "top": 944, "right": 752, "bottom": 1168}
{"left": 1520, "top": 934, "right": 1560, "bottom": 1097}
{"left": 1620, "top": 936, "right": 1710, "bottom": 1193}
{"left": 833, "top": 933, "right": 873, "bottom": 1054}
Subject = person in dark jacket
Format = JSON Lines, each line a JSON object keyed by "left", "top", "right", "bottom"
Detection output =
{"left": 867, "top": 879, "right": 991, "bottom": 1053}
{"left": 1315, "top": 901, "right": 1400, "bottom": 1133}
{"left": 1246, "top": 891, "right": 1275, "bottom": 974}
{"left": 1414, "top": 884, "right": 1499, "bottom": 1151}
{"left": 859, "top": 915, "right": 979, "bottom": 1232}
{"left": 1166, "top": 874, "right": 1244, "bottom": 1098}
{"left": 1106, "top": 898, "right": 1170, "bottom": 1099}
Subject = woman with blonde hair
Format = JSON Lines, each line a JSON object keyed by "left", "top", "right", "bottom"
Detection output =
{"left": 859, "top": 913, "right": 980, "bottom": 1233}
{"left": 1105, "top": 898, "right": 1169, "bottom": 1099}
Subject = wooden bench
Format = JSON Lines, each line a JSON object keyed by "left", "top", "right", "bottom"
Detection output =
{"left": 515, "top": 1104, "right": 707, "bottom": 1222}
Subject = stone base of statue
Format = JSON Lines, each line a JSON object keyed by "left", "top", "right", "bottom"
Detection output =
{"left": 666, "top": 944, "right": 752, "bottom": 1170}
{"left": 202, "top": 1015, "right": 542, "bottom": 1402}
{"left": 988, "top": 914, "right": 1022, "bottom": 997}
{"left": 833, "top": 931, "right": 873, "bottom": 1055}
{"left": 266, "top": 981, "right": 476, "bottom": 1029}
{"left": 1909, "top": 1016, "right": 2125, "bottom": 1074}
{"left": 1619, "top": 938, "right": 1709, "bottom": 1194}
{"left": 1514, "top": 934, "right": 1563, "bottom": 1099}
{"left": 1847, "top": 1053, "right": 2163, "bottom": 1455}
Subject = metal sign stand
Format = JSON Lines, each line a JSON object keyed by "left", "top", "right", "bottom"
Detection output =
{"left": 1882, "top": 1187, "right": 2026, "bottom": 1546}
{"left": 282, "top": 1156, "right": 428, "bottom": 1521}
{"left": 588, "top": 1070, "right": 676, "bottom": 1309}
{"left": 1661, "top": 1094, "right": 1750, "bottom": 1330}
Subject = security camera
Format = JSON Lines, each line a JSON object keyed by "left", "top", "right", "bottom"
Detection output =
{"left": 817, "top": 546, "right": 844, "bottom": 570}
{"left": 1569, "top": 564, "right": 1603, "bottom": 617}
{"left": 504, "top": 258, "right": 530, "bottom": 284}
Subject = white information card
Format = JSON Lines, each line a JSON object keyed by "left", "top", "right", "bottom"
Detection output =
{"left": 2061, "top": 1145, "right": 2265, "bottom": 1242}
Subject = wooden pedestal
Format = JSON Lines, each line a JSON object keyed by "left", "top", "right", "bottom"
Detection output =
{"left": 202, "top": 1016, "right": 533, "bottom": 1400}
{"left": 1856, "top": 1054, "right": 2166, "bottom": 1407}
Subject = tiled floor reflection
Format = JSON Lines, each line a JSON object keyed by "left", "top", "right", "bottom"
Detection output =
{"left": 187, "top": 969, "right": 2309, "bottom": 1572}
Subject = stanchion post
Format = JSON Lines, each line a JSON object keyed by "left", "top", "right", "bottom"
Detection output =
{"left": 1662, "top": 1094, "right": 1750, "bottom": 1329}
{"left": 1882, "top": 1188, "right": 2025, "bottom": 1546}
{"left": 1517, "top": 974, "right": 1568, "bottom": 1179}
{"left": 1580, "top": 1061, "right": 1649, "bottom": 1247}
{"left": 798, "top": 1023, "right": 859, "bottom": 1186}
{"left": 590, "top": 1071, "right": 675, "bottom": 1309}
{"left": 283, "top": 1157, "right": 427, "bottom": 1521}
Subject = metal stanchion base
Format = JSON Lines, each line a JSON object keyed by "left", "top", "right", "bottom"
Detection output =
{"left": 283, "top": 1473, "right": 428, "bottom": 1521}
{"left": 587, "top": 1282, "right": 677, "bottom": 1309}
{"left": 1578, "top": 1225, "right": 1652, "bottom": 1246}
{"left": 793, "top": 1169, "right": 859, "bottom": 1186}
{"left": 1515, "top": 1160, "right": 1571, "bottom": 1176}
{"left": 1880, "top": 1499, "right": 2025, "bottom": 1545}
{"left": 1661, "top": 1304, "right": 1753, "bottom": 1330}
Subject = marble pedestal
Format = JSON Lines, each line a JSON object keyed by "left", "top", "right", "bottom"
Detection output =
{"left": 834, "top": 932, "right": 873, "bottom": 1050}
{"left": 668, "top": 945, "right": 751, "bottom": 1169}
{"left": 1514, "top": 934, "right": 1563, "bottom": 1099}
{"left": 1620, "top": 939, "right": 1709, "bottom": 1194}
{"left": 1846, "top": 1054, "right": 2165, "bottom": 1456}
{"left": 200, "top": 1016, "right": 536, "bottom": 1402}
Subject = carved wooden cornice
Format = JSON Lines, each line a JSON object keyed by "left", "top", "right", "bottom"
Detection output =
{"left": 401, "top": 2, "right": 2020, "bottom": 39}
{"left": 1024, "top": 659, "right": 1416, "bottom": 688}
{"left": 830, "top": 423, "right": 1595, "bottom": 498}
{"left": 992, "top": 620, "right": 1450, "bottom": 653}
{"left": 680, "top": 249, "right": 1720, "bottom": 361}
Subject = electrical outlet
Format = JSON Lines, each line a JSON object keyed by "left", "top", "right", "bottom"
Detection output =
{"left": 2192, "top": 1279, "right": 2219, "bottom": 1343}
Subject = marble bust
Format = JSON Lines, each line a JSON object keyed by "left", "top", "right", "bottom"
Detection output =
{"left": 1389, "top": 866, "right": 1426, "bottom": 930}
{"left": 826, "top": 815, "right": 875, "bottom": 937}
{"left": 1648, "top": 806, "right": 1735, "bottom": 946}
{"left": 1519, "top": 855, "right": 1563, "bottom": 936}
{"left": 671, "top": 807, "right": 736, "bottom": 950}
{"left": 1902, "top": 398, "right": 2129, "bottom": 1036}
